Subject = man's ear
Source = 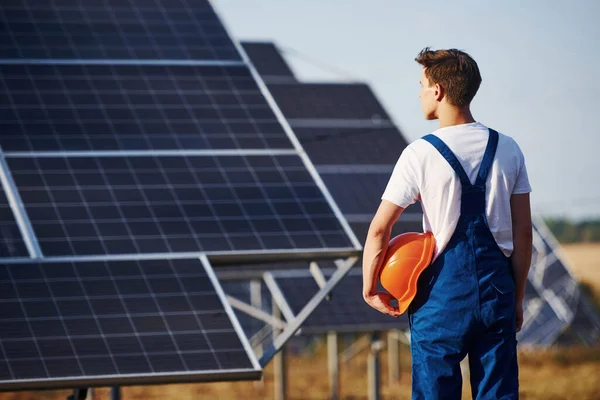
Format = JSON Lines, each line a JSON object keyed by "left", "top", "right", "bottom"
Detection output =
{"left": 434, "top": 83, "right": 444, "bottom": 102}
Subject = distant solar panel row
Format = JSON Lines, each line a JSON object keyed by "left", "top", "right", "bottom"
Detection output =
{"left": 0, "top": 0, "right": 240, "bottom": 61}
{"left": 7, "top": 154, "right": 354, "bottom": 257}
{"left": 0, "top": 64, "right": 292, "bottom": 152}
{"left": 0, "top": 257, "right": 259, "bottom": 389}
{"left": 267, "top": 84, "right": 391, "bottom": 121}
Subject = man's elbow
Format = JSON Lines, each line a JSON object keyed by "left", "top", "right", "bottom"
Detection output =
{"left": 367, "top": 220, "right": 392, "bottom": 239}
{"left": 366, "top": 200, "right": 404, "bottom": 240}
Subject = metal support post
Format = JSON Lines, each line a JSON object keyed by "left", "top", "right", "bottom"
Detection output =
{"left": 327, "top": 331, "right": 339, "bottom": 400}
{"left": 387, "top": 330, "right": 400, "bottom": 385}
{"left": 368, "top": 331, "right": 383, "bottom": 400}
{"left": 273, "top": 301, "right": 286, "bottom": 400}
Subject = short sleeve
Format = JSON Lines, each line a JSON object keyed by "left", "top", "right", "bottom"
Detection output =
{"left": 513, "top": 145, "right": 532, "bottom": 195}
{"left": 381, "top": 145, "right": 420, "bottom": 208}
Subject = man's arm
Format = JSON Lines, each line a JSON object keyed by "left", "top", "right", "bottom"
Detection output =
{"left": 510, "top": 193, "right": 533, "bottom": 331}
{"left": 362, "top": 200, "right": 404, "bottom": 317}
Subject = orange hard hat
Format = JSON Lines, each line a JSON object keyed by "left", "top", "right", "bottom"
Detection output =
{"left": 379, "top": 231, "right": 436, "bottom": 314}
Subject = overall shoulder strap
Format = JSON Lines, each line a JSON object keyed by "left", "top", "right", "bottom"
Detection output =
{"left": 422, "top": 134, "right": 471, "bottom": 188}
{"left": 474, "top": 128, "right": 499, "bottom": 188}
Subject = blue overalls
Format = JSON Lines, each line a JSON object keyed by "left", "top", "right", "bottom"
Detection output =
{"left": 408, "top": 129, "right": 519, "bottom": 399}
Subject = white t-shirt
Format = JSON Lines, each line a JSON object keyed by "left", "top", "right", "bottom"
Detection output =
{"left": 381, "top": 122, "right": 531, "bottom": 260}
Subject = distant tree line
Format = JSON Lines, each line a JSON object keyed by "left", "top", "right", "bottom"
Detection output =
{"left": 544, "top": 218, "right": 600, "bottom": 243}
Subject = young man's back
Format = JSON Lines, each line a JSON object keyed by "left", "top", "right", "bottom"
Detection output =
{"left": 382, "top": 122, "right": 531, "bottom": 261}
{"left": 361, "top": 48, "right": 533, "bottom": 399}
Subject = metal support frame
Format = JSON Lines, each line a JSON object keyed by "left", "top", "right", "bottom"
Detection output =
{"left": 309, "top": 261, "right": 327, "bottom": 289}
{"left": 259, "top": 256, "right": 358, "bottom": 366}
{"left": 310, "top": 261, "right": 331, "bottom": 301}
{"left": 368, "top": 331, "right": 383, "bottom": 400}
{"left": 111, "top": 387, "right": 121, "bottom": 400}
{"left": 250, "top": 279, "right": 265, "bottom": 359}
{"left": 327, "top": 331, "right": 339, "bottom": 400}
{"left": 272, "top": 300, "right": 286, "bottom": 400}
{"left": 66, "top": 388, "right": 88, "bottom": 400}
{"left": 226, "top": 294, "right": 287, "bottom": 330}
{"left": 341, "top": 334, "right": 371, "bottom": 364}
{"left": 263, "top": 272, "right": 296, "bottom": 323}
{"left": 387, "top": 330, "right": 400, "bottom": 385}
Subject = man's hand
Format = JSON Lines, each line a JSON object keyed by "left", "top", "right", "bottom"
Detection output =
{"left": 363, "top": 292, "right": 401, "bottom": 317}
{"left": 516, "top": 299, "right": 524, "bottom": 332}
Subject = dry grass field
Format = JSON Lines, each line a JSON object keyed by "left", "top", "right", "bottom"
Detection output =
{"left": 1, "top": 244, "right": 599, "bottom": 400}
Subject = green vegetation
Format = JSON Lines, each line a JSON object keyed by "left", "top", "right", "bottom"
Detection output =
{"left": 544, "top": 218, "right": 600, "bottom": 243}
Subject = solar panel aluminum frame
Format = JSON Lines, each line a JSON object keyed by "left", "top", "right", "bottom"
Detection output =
{"left": 0, "top": 255, "right": 261, "bottom": 392}
{"left": 0, "top": 151, "right": 42, "bottom": 259}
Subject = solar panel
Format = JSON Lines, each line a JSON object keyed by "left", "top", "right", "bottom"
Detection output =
{"left": 0, "top": 184, "right": 28, "bottom": 258}
{"left": 246, "top": 61, "right": 423, "bottom": 242}
{"left": 266, "top": 84, "right": 391, "bottom": 121}
{"left": 272, "top": 268, "right": 408, "bottom": 334}
{"left": 0, "top": 64, "right": 292, "bottom": 152}
{"left": 7, "top": 154, "right": 354, "bottom": 257}
{"left": 0, "top": 0, "right": 240, "bottom": 61}
{"left": 530, "top": 218, "right": 600, "bottom": 345}
{"left": 293, "top": 126, "right": 408, "bottom": 165}
{"left": 240, "top": 42, "right": 296, "bottom": 81}
{"left": 319, "top": 172, "right": 395, "bottom": 216}
{"left": 0, "top": 2, "right": 362, "bottom": 392}
{"left": 519, "top": 299, "right": 563, "bottom": 346}
{"left": 0, "top": 257, "right": 260, "bottom": 391}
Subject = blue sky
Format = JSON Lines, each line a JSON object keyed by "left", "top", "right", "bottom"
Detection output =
{"left": 214, "top": 0, "right": 600, "bottom": 220}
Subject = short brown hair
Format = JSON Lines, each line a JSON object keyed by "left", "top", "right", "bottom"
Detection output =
{"left": 415, "top": 47, "right": 482, "bottom": 106}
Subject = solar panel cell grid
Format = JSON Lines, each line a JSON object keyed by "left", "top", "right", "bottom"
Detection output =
{"left": 7, "top": 154, "right": 354, "bottom": 256}
{"left": 0, "top": 0, "right": 240, "bottom": 61}
{"left": 0, "top": 258, "right": 255, "bottom": 387}
{"left": 292, "top": 126, "right": 407, "bottom": 165}
{"left": 267, "top": 84, "right": 391, "bottom": 120}
{"left": 0, "top": 64, "right": 292, "bottom": 151}
{"left": 319, "top": 173, "right": 392, "bottom": 215}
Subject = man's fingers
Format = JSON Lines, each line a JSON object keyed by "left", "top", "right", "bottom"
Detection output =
{"left": 378, "top": 302, "right": 401, "bottom": 317}
{"left": 366, "top": 298, "right": 401, "bottom": 317}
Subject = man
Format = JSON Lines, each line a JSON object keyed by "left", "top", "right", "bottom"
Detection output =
{"left": 362, "top": 48, "right": 532, "bottom": 399}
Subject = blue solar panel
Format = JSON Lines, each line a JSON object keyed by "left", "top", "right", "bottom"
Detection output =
{"left": 266, "top": 84, "right": 391, "bottom": 121}
{"left": 0, "top": 257, "right": 259, "bottom": 390}
{"left": 0, "top": 64, "right": 292, "bottom": 151}
{"left": 292, "top": 126, "right": 408, "bottom": 165}
{"left": 0, "top": 3, "right": 360, "bottom": 390}
{"left": 0, "top": 0, "right": 240, "bottom": 61}
{"left": 320, "top": 172, "right": 392, "bottom": 215}
{"left": 7, "top": 154, "right": 355, "bottom": 257}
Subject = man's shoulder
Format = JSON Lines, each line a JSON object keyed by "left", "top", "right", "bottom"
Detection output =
{"left": 401, "top": 137, "right": 437, "bottom": 161}
{"left": 495, "top": 130, "right": 525, "bottom": 154}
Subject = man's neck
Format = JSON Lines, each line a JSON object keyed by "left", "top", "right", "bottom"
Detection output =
{"left": 437, "top": 106, "right": 476, "bottom": 129}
